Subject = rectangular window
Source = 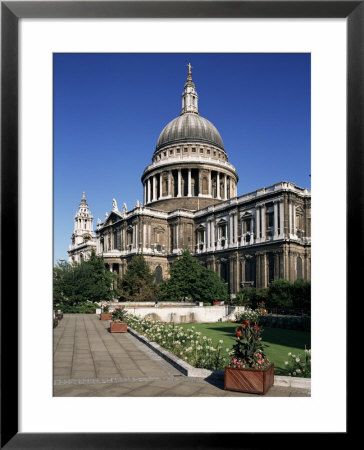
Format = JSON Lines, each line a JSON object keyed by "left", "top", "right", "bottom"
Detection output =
{"left": 184, "top": 147, "right": 188, "bottom": 152}
{"left": 200, "top": 148, "right": 203, "bottom": 154}
{"left": 192, "top": 148, "right": 196, "bottom": 152}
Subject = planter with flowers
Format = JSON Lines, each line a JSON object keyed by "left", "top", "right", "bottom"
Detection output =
{"left": 100, "top": 305, "right": 112, "bottom": 321}
{"left": 224, "top": 318, "right": 274, "bottom": 395}
{"left": 110, "top": 306, "right": 128, "bottom": 333}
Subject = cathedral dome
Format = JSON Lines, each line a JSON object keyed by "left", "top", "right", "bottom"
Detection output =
{"left": 155, "top": 113, "right": 225, "bottom": 152}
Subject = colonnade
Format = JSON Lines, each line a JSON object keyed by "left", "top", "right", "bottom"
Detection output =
{"left": 143, "top": 168, "right": 236, "bottom": 204}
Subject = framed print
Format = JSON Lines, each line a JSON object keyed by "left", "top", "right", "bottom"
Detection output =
{"left": 1, "top": 0, "right": 358, "bottom": 447}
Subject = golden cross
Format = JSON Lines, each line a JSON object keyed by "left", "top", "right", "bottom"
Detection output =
{"left": 187, "top": 62, "right": 192, "bottom": 73}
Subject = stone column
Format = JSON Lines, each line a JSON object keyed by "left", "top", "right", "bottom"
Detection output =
{"left": 279, "top": 201, "right": 284, "bottom": 237}
{"left": 159, "top": 173, "right": 163, "bottom": 199}
{"left": 256, "top": 254, "right": 261, "bottom": 288}
{"left": 234, "top": 213, "right": 238, "bottom": 246}
{"left": 206, "top": 221, "right": 209, "bottom": 251}
{"left": 168, "top": 171, "right": 172, "bottom": 197}
{"left": 177, "top": 169, "right": 182, "bottom": 197}
{"left": 261, "top": 253, "right": 266, "bottom": 288}
{"left": 153, "top": 175, "right": 157, "bottom": 201}
{"left": 208, "top": 171, "right": 212, "bottom": 197}
{"left": 229, "top": 177, "right": 233, "bottom": 199}
{"left": 273, "top": 252, "right": 278, "bottom": 280}
{"left": 135, "top": 222, "right": 138, "bottom": 249}
{"left": 229, "top": 213, "right": 234, "bottom": 246}
{"left": 274, "top": 201, "right": 279, "bottom": 238}
{"left": 143, "top": 183, "right": 146, "bottom": 205}
{"left": 283, "top": 248, "right": 289, "bottom": 279}
{"left": 229, "top": 256, "right": 235, "bottom": 294}
{"left": 143, "top": 224, "right": 146, "bottom": 251}
{"left": 188, "top": 169, "right": 192, "bottom": 197}
{"left": 240, "top": 257, "right": 245, "bottom": 284}
{"left": 224, "top": 174, "right": 227, "bottom": 200}
{"left": 261, "top": 205, "right": 266, "bottom": 240}
{"left": 293, "top": 204, "right": 297, "bottom": 237}
{"left": 147, "top": 178, "right": 151, "bottom": 203}
{"left": 217, "top": 172, "right": 220, "bottom": 199}
{"left": 256, "top": 207, "right": 260, "bottom": 242}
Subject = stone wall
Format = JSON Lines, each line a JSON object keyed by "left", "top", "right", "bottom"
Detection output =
{"left": 107, "top": 304, "right": 245, "bottom": 324}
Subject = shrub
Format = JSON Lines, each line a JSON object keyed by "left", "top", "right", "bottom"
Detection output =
{"left": 56, "top": 302, "right": 99, "bottom": 314}
{"left": 258, "top": 314, "right": 311, "bottom": 331}
{"left": 126, "top": 315, "right": 229, "bottom": 370}
{"left": 234, "top": 308, "right": 260, "bottom": 323}
{"left": 284, "top": 348, "right": 311, "bottom": 377}
{"left": 112, "top": 306, "right": 128, "bottom": 322}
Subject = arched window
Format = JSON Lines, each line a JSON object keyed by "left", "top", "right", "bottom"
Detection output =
{"left": 155, "top": 266, "right": 162, "bottom": 284}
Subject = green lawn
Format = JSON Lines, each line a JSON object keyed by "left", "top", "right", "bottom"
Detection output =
{"left": 180, "top": 322, "right": 311, "bottom": 376}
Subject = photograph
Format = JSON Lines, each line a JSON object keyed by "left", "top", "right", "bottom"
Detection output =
{"left": 53, "top": 52, "right": 311, "bottom": 398}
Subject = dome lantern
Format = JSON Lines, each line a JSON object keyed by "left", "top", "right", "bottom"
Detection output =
{"left": 181, "top": 62, "right": 199, "bottom": 115}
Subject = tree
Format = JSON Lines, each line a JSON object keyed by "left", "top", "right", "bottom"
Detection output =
{"left": 158, "top": 248, "right": 228, "bottom": 302}
{"left": 291, "top": 279, "right": 311, "bottom": 313}
{"left": 267, "top": 279, "right": 293, "bottom": 312}
{"left": 118, "top": 254, "right": 157, "bottom": 302}
{"left": 53, "top": 250, "right": 117, "bottom": 305}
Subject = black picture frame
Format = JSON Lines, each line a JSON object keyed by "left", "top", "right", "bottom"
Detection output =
{"left": 1, "top": 1, "right": 357, "bottom": 448}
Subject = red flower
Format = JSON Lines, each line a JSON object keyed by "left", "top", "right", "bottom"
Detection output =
{"left": 241, "top": 323, "right": 247, "bottom": 329}
{"left": 236, "top": 330, "right": 242, "bottom": 338}
{"left": 245, "top": 320, "right": 251, "bottom": 324}
{"left": 253, "top": 325, "right": 260, "bottom": 331}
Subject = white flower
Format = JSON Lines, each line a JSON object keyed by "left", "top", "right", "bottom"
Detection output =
{"left": 219, "top": 340, "right": 223, "bottom": 344}
{"left": 295, "top": 358, "right": 300, "bottom": 363}
{"left": 288, "top": 352, "right": 292, "bottom": 356}
{"left": 285, "top": 361, "right": 289, "bottom": 365}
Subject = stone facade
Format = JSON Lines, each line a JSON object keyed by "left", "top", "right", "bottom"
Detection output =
{"left": 68, "top": 66, "right": 311, "bottom": 295}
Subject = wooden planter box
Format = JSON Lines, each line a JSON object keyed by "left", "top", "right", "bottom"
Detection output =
{"left": 110, "top": 321, "right": 127, "bottom": 333}
{"left": 224, "top": 363, "right": 274, "bottom": 395}
{"left": 100, "top": 313, "right": 112, "bottom": 320}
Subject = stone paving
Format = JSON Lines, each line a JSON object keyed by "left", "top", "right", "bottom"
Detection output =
{"left": 53, "top": 314, "right": 310, "bottom": 397}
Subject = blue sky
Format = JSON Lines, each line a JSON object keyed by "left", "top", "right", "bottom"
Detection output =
{"left": 54, "top": 53, "right": 311, "bottom": 263}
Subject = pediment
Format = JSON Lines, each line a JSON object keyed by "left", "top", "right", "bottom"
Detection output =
{"left": 103, "top": 211, "right": 123, "bottom": 227}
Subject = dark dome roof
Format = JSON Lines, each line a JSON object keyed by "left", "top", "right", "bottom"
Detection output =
{"left": 155, "top": 113, "right": 225, "bottom": 152}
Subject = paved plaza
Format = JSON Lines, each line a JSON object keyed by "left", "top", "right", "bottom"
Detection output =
{"left": 53, "top": 314, "right": 310, "bottom": 397}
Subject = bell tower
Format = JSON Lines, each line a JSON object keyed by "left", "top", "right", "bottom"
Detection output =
{"left": 68, "top": 192, "right": 97, "bottom": 263}
{"left": 73, "top": 192, "right": 94, "bottom": 244}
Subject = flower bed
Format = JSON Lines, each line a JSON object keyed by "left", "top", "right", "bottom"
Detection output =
{"left": 126, "top": 315, "right": 231, "bottom": 370}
